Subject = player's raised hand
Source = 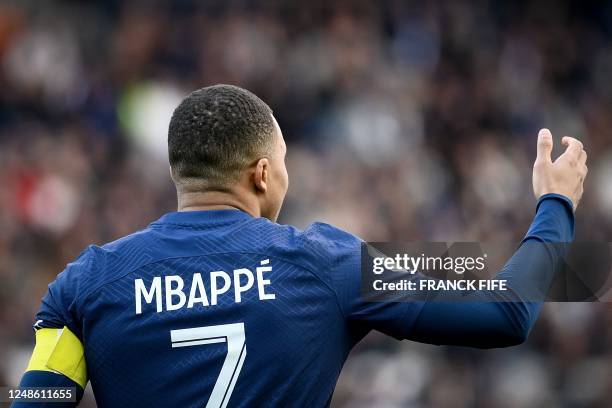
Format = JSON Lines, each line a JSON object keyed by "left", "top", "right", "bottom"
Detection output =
{"left": 532, "top": 128, "right": 588, "bottom": 210}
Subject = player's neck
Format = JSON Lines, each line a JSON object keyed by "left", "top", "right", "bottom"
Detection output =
{"left": 177, "top": 190, "right": 260, "bottom": 218}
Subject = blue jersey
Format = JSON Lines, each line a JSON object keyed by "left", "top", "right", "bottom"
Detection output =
{"left": 35, "top": 210, "right": 424, "bottom": 407}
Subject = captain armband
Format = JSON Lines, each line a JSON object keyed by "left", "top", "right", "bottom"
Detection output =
{"left": 25, "top": 326, "right": 88, "bottom": 389}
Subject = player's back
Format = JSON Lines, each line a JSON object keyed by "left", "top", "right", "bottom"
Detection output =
{"left": 49, "top": 210, "right": 365, "bottom": 407}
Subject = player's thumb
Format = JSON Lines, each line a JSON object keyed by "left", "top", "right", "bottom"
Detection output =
{"left": 536, "top": 128, "right": 553, "bottom": 164}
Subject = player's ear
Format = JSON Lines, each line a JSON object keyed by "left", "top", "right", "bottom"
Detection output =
{"left": 253, "top": 158, "right": 269, "bottom": 193}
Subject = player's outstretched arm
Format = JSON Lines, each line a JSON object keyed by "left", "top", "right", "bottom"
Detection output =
{"left": 407, "top": 129, "right": 587, "bottom": 348}
{"left": 11, "top": 327, "right": 86, "bottom": 407}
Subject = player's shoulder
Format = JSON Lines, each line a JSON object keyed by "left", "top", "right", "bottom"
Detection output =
{"left": 98, "top": 226, "right": 158, "bottom": 256}
{"left": 56, "top": 226, "right": 161, "bottom": 299}
{"left": 93, "top": 225, "right": 165, "bottom": 277}
{"left": 301, "top": 221, "right": 363, "bottom": 248}
{"left": 83, "top": 226, "right": 156, "bottom": 265}
{"left": 261, "top": 218, "right": 361, "bottom": 245}
{"left": 258, "top": 218, "right": 362, "bottom": 274}
{"left": 302, "top": 222, "right": 363, "bottom": 270}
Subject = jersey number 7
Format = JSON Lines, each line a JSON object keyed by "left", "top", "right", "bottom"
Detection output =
{"left": 171, "top": 323, "right": 247, "bottom": 408}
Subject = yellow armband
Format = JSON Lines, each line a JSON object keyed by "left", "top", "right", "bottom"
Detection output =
{"left": 26, "top": 326, "right": 88, "bottom": 388}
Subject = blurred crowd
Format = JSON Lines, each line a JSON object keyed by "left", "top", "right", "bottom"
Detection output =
{"left": 0, "top": 0, "right": 611, "bottom": 406}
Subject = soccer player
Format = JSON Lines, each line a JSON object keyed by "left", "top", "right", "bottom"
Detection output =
{"left": 13, "top": 85, "right": 587, "bottom": 407}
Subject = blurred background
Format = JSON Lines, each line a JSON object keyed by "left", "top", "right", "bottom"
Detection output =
{"left": 0, "top": 0, "right": 611, "bottom": 406}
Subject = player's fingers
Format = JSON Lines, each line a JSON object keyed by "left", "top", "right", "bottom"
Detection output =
{"left": 580, "top": 163, "right": 588, "bottom": 179}
{"left": 562, "top": 135, "right": 583, "bottom": 150}
{"left": 579, "top": 149, "right": 587, "bottom": 166}
{"left": 536, "top": 128, "right": 553, "bottom": 163}
{"left": 559, "top": 136, "right": 583, "bottom": 163}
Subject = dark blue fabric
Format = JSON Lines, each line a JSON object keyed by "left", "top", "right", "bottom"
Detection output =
{"left": 409, "top": 194, "right": 574, "bottom": 348}
{"left": 25, "top": 209, "right": 423, "bottom": 407}
{"left": 11, "top": 371, "right": 83, "bottom": 408}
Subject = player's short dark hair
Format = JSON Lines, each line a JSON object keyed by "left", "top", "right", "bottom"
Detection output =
{"left": 168, "top": 84, "right": 276, "bottom": 189}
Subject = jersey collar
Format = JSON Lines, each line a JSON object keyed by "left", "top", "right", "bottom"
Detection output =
{"left": 152, "top": 209, "right": 254, "bottom": 226}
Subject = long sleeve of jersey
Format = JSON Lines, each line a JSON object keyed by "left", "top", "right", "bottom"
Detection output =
{"left": 408, "top": 193, "right": 574, "bottom": 348}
